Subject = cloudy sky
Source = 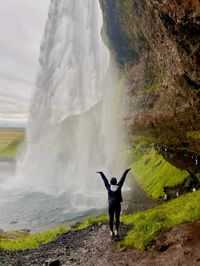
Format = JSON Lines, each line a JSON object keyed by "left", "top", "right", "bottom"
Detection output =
{"left": 0, "top": 0, "right": 50, "bottom": 127}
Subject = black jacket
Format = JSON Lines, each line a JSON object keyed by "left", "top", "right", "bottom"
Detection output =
{"left": 99, "top": 169, "right": 130, "bottom": 204}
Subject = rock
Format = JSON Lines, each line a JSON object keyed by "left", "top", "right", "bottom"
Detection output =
{"left": 46, "top": 259, "right": 60, "bottom": 266}
{"left": 184, "top": 250, "right": 191, "bottom": 255}
{"left": 100, "top": 0, "right": 200, "bottom": 149}
{"left": 155, "top": 243, "right": 170, "bottom": 252}
{"left": 10, "top": 220, "right": 18, "bottom": 224}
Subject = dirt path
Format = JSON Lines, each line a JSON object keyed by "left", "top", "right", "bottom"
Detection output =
{"left": 1, "top": 220, "right": 200, "bottom": 266}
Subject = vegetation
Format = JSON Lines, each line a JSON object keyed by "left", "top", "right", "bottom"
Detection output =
{"left": 0, "top": 128, "right": 25, "bottom": 157}
{"left": 117, "top": 137, "right": 200, "bottom": 250}
{"left": 187, "top": 130, "right": 200, "bottom": 140}
{"left": 0, "top": 135, "right": 24, "bottom": 157}
{"left": 2, "top": 190, "right": 200, "bottom": 252}
{"left": 72, "top": 215, "right": 108, "bottom": 230}
{"left": 119, "top": 190, "right": 200, "bottom": 250}
{"left": 0, "top": 129, "right": 199, "bottom": 253}
{"left": 0, "top": 216, "right": 109, "bottom": 251}
{"left": 144, "top": 74, "right": 164, "bottom": 94}
{"left": 130, "top": 147, "right": 189, "bottom": 199}
{"left": 0, "top": 226, "right": 69, "bottom": 251}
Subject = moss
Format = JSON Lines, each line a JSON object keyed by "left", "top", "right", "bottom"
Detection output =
{"left": 100, "top": 0, "right": 140, "bottom": 65}
{"left": 119, "top": 190, "right": 200, "bottom": 250}
{"left": 71, "top": 215, "right": 108, "bottom": 230}
{"left": 129, "top": 134, "right": 153, "bottom": 146}
{"left": 187, "top": 130, "right": 200, "bottom": 140}
{"left": 0, "top": 226, "right": 69, "bottom": 251}
{"left": 0, "top": 216, "right": 108, "bottom": 251}
{"left": 115, "top": 70, "right": 126, "bottom": 112}
{"left": 130, "top": 149, "right": 189, "bottom": 199}
{"left": 143, "top": 73, "right": 164, "bottom": 94}
{"left": 118, "top": 0, "right": 132, "bottom": 16}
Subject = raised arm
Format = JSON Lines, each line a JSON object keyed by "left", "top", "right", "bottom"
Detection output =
{"left": 96, "top": 171, "right": 110, "bottom": 190}
{"left": 118, "top": 168, "right": 131, "bottom": 188}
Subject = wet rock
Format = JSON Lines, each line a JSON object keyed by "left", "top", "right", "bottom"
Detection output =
{"left": 155, "top": 243, "right": 170, "bottom": 252}
{"left": 10, "top": 221, "right": 18, "bottom": 225}
{"left": 185, "top": 237, "right": 192, "bottom": 242}
{"left": 100, "top": 0, "right": 200, "bottom": 149}
{"left": 184, "top": 250, "right": 191, "bottom": 255}
{"left": 46, "top": 259, "right": 60, "bottom": 266}
{"left": 14, "top": 259, "right": 23, "bottom": 266}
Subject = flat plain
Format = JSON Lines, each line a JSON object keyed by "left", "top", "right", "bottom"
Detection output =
{"left": 0, "top": 128, "right": 25, "bottom": 157}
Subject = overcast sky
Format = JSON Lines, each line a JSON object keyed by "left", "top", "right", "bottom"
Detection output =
{"left": 0, "top": 0, "right": 50, "bottom": 126}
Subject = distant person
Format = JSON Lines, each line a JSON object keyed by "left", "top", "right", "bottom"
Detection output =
{"left": 164, "top": 193, "right": 168, "bottom": 201}
{"left": 97, "top": 168, "right": 131, "bottom": 237}
{"left": 195, "top": 155, "right": 198, "bottom": 165}
{"left": 192, "top": 154, "right": 198, "bottom": 165}
{"left": 192, "top": 187, "right": 196, "bottom": 192}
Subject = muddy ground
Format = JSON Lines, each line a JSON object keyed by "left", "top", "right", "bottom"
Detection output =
{"left": 1, "top": 220, "right": 200, "bottom": 266}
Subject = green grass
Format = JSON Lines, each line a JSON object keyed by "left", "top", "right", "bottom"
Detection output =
{"left": 119, "top": 190, "right": 200, "bottom": 250}
{"left": 72, "top": 215, "right": 108, "bottom": 230}
{"left": 130, "top": 148, "right": 189, "bottom": 199}
{"left": 0, "top": 128, "right": 25, "bottom": 155}
{"left": 2, "top": 196, "right": 200, "bottom": 253}
{"left": 0, "top": 216, "right": 108, "bottom": 251}
{"left": 0, "top": 135, "right": 24, "bottom": 157}
{"left": 0, "top": 143, "right": 8, "bottom": 153}
{"left": 0, "top": 226, "right": 69, "bottom": 251}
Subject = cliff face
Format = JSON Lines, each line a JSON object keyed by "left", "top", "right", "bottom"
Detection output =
{"left": 100, "top": 0, "right": 200, "bottom": 147}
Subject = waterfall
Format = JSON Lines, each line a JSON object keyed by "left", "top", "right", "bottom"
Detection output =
{"left": 5, "top": 0, "right": 122, "bottom": 211}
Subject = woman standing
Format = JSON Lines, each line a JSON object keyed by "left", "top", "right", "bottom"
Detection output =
{"left": 97, "top": 168, "right": 131, "bottom": 237}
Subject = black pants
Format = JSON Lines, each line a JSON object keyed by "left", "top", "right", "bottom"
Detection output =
{"left": 108, "top": 203, "right": 121, "bottom": 231}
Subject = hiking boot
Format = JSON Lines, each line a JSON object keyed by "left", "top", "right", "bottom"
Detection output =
{"left": 114, "top": 230, "right": 119, "bottom": 236}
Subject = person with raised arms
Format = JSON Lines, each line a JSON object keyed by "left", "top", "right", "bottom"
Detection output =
{"left": 97, "top": 168, "right": 131, "bottom": 237}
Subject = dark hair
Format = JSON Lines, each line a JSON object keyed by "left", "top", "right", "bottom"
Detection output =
{"left": 110, "top": 177, "right": 117, "bottom": 185}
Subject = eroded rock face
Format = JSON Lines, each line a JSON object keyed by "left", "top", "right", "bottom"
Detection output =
{"left": 100, "top": 0, "right": 200, "bottom": 145}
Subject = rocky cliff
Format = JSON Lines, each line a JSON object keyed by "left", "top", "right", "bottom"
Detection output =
{"left": 100, "top": 0, "right": 200, "bottom": 148}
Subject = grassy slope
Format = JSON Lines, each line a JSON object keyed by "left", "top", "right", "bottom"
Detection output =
{"left": 0, "top": 217, "right": 108, "bottom": 251}
{"left": 71, "top": 215, "right": 108, "bottom": 230}
{"left": 120, "top": 190, "right": 200, "bottom": 250}
{"left": 0, "top": 226, "right": 69, "bottom": 251}
{"left": 129, "top": 147, "right": 189, "bottom": 199}
{"left": 118, "top": 144, "right": 200, "bottom": 250}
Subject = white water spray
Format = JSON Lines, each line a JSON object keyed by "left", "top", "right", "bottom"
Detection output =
{"left": 5, "top": 0, "right": 122, "bottom": 211}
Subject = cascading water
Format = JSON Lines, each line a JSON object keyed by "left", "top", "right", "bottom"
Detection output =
{"left": 0, "top": 0, "right": 123, "bottom": 230}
